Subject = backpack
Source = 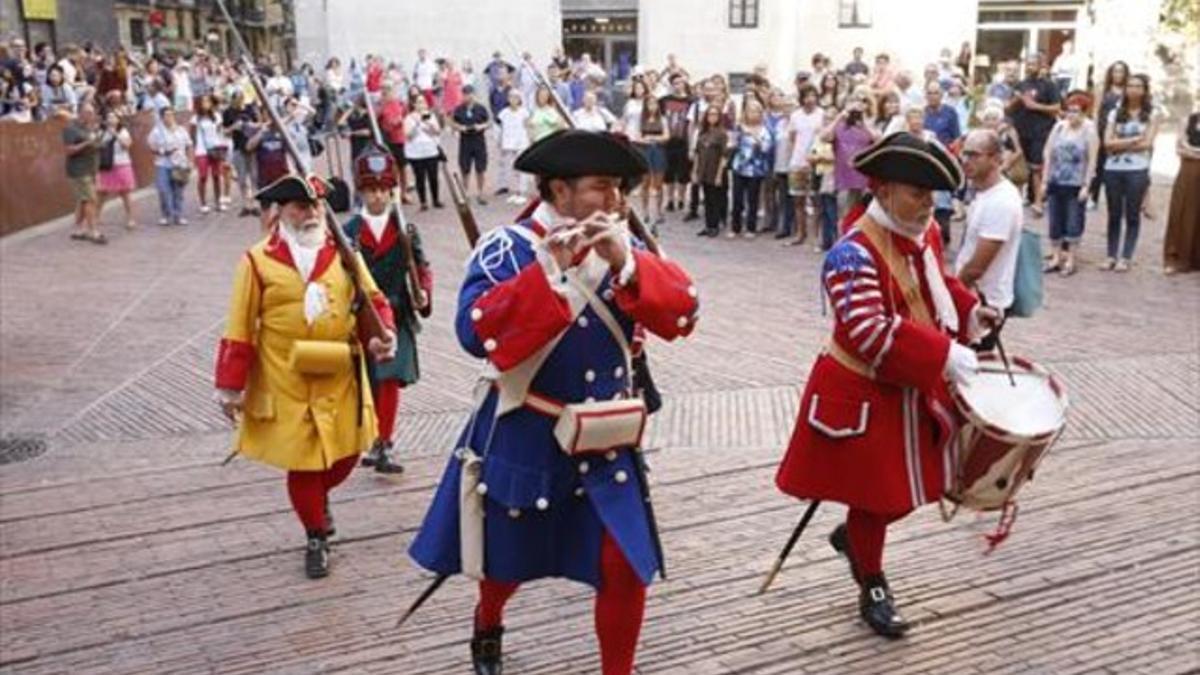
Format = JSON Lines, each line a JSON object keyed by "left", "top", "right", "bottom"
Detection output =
{"left": 98, "top": 135, "right": 116, "bottom": 171}
{"left": 1008, "top": 228, "right": 1043, "bottom": 317}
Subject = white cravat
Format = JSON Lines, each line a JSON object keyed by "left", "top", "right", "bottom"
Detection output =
{"left": 278, "top": 224, "right": 328, "bottom": 325}
{"left": 361, "top": 208, "right": 390, "bottom": 243}
{"left": 866, "top": 200, "right": 959, "bottom": 333}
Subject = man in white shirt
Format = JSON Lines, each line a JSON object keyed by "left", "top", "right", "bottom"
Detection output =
{"left": 786, "top": 85, "right": 823, "bottom": 245}
{"left": 412, "top": 48, "right": 439, "bottom": 106}
{"left": 955, "top": 129, "right": 1023, "bottom": 349}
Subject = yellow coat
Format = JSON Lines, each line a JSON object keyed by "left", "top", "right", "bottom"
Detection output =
{"left": 216, "top": 233, "right": 392, "bottom": 472}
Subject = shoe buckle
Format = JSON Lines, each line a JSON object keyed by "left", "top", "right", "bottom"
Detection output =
{"left": 869, "top": 586, "right": 888, "bottom": 603}
{"left": 477, "top": 638, "right": 501, "bottom": 659}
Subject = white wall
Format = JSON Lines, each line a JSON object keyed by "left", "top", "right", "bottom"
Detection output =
{"left": 295, "top": 0, "right": 560, "bottom": 75}
{"left": 640, "top": 0, "right": 797, "bottom": 83}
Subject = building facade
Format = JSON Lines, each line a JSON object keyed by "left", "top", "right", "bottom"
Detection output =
{"left": 1, "top": 0, "right": 120, "bottom": 52}
{"left": 108, "top": 0, "right": 289, "bottom": 61}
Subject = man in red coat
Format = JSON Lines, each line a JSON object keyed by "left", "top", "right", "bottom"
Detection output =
{"left": 776, "top": 132, "right": 999, "bottom": 638}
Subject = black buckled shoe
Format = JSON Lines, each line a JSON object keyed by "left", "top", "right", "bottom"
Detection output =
{"left": 859, "top": 574, "right": 909, "bottom": 639}
{"left": 361, "top": 439, "right": 385, "bottom": 467}
{"left": 829, "top": 523, "right": 861, "bottom": 585}
{"left": 304, "top": 531, "right": 330, "bottom": 579}
{"left": 470, "top": 625, "right": 504, "bottom": 675}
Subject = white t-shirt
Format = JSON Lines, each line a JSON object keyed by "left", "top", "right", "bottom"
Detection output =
{"left": 787, "top": 107, "right": 824, "bottom": 170}
{"left": 403, "top": 112, "right": 441, "bottom": 160}
{"left": 956, "top": 179, "right": 1023, "bottom": 309}
{"left": 194, "top": 116, "right": 222, "bottom": 157}
{"left": 573, "top": 107, "right": 614, "bottom": 132}
{"left": 413, "top": 59, "right": 438, "bottom": 90}
{"left": 111, "top": 128, "right": 133, "bottom": 166}
{"left": 497, "top": 106, "right": 531, "bottom": 151}
{"left": 621, "top": 98, "right": 643, "bottom": 141}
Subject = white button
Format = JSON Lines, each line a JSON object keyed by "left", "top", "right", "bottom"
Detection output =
{"left": 614, "top": 470, "right": 628, "bottom": 484}
{"left": 614, "top": 366, "right": 624, "bottom": 378}
{"left": 535, "top": 497, "right": 549, "bottom": 511}
{"left": 577, "top": 316, "right": 589, "bottom": 328}
{"left": 676, "top": 316, "right": 689, "bottom": 329}
{"left": 585, "top": 370, "right": 596, "bottom": 383}
{"left": 470, "top": 307, "right": 483, "bottom": 321}
{"left": 605, "top": 450, "right": 617, "bottom": 461}
{"left": 578, "top": 461, "right": 590, "bottom": 474}
{"left": 687, "top": 285, "right": 698, "bottom": 298}
{"left": 602, "top": 289, "right": 615, "bottom": 301}
{"left": 574, "top": 487, "right": 585, "bottom": 497}
{"left": 476, "top": 482, "right": 489, "bottom": 495}
{"left": 508, "top": 508, "right": 521, "bottom": 518}
{"left": 585, "top": 396, "right": 596, "bottom": 403}
{"left": 483, "top": 338, "right": 497, "bottom": 352}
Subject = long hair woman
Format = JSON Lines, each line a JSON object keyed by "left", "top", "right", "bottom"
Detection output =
{"left": 1089, "top": 60, "right": 1129, "bottom": 207}
{"left": 1100, "top": 73, "right": 1158, "bottom": 272}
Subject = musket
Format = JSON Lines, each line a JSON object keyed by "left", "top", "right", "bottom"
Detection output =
{"left": 504, "top": 36, "right": 661, "bottom": 256}
{"left": 212, "top": 0, "right": 389, "bottom": 345}
{"left": 443, "top": 163, "right": 482, "bottom": 247}
{"left": 359, "top": 76, "right": 431, "bottom": 318}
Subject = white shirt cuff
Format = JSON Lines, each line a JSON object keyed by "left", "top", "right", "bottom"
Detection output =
{"left": 614, "top": 249, "right": 638, "bottom": 287}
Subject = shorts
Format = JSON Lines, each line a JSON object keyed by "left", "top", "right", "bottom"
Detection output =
{"left": 70, "top": 175, "right": 96, "bottom": 203}
{"left": 639, "top": 143, "right": 667, "bottom": 174}
{"left": 664, "top": 139, "right": 690, "bottom": 183}
{"left": 788, "top": 167, "right": 812, "bottom": 197}
{"left": 232, "top": 151, "right": 254, "bottom": 182}
{"left": 386, "top": 141, "right": 408, "bottom": 168}
{"left": 459, "top": 134, "right": 488, "bottom": 174}
{"left": 1018, "top": 131, "right": 1049, "bottom": 169}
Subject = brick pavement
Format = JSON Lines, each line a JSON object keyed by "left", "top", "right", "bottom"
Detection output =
{"left": 0, "top": 160, "right": 1197, "bottom": 674}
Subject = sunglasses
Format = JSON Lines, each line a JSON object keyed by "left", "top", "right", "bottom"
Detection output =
{"left": 961, "top": 149, "right": 996, "bottom": 159}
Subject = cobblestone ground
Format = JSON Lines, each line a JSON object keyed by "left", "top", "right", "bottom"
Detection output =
{"left": 0, "top": 159, "right": 1197, "bottom": 674}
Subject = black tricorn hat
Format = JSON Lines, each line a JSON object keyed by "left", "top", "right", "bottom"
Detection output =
{"left": 853, "top": 131, "right": 964, "bottom": 191}
{"left": 515, "top": 129, "right": 648, "bottom": 180}
{"left": 254, "top": 174, "right": 332, "bottom": 205}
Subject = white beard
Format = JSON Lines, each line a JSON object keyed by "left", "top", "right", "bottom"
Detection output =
{"left": 868, "top": 198, "right": 927, "bottom": 241}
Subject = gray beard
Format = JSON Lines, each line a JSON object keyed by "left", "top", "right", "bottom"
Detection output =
{"left": 282, "top": 221, "right": 324, "bottom": 249}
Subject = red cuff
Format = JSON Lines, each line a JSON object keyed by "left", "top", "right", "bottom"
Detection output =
{"left": 215, "top": 338, "right": 255, "bottom": 390}
{"left": 613, "top": 249, "right": 699, "bottom": 340}
{"left": 473, "top": 263, "right": 572, "bottom": 371}
{"left": 875, "top": 320, "right": 951, "bottom": 391}
{"left": 418, "top": 265, "right": 433, "bottom": 299}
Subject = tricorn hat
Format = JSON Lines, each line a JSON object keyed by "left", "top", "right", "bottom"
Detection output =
{"left": 254, "top": 174, "right": 332, "bottom": 205}
{"left": 515, "top": 129, "right": 647, "bottom": 180}
{"left": 853, "top": 131, "right": 963, "bottom": 191}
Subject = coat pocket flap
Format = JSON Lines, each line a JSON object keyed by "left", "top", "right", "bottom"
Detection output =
{"left": 807, "top": 395, "right": 870, "bottom": 438}
{"left": 246, "top": 391, "right": 276, "bottom": 421}
{"left": 481, "top": 455, "right": 553, "bottom": 509}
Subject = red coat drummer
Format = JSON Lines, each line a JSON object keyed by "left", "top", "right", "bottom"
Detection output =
{"left": 775, "top": 132, "right": 999, "bottom": 638}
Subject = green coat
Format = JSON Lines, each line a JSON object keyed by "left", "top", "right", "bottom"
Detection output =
{"left": 343, "top": 211, "right": 430, "bottom": 386}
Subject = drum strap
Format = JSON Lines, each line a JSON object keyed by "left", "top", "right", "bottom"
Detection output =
{"left": 858, "top": 216, "right": 936, "bottom": 328}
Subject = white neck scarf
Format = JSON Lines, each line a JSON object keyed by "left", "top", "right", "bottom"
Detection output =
{"left": 361, "top": 207, "right": 390, "bottom": 243}
{"left": 278, "top": 223, "right": 328, "bottom": 325}
{"left": 866, "top": 199, "right": 959, "bottom": 333}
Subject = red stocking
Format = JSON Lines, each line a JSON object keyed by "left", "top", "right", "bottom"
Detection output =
{"left": 846, "top": 509, "right": 909, "bottom": 578}
{"left": 476, "top": 578, "right": 520, "bottom": 630}
{"left": 374, "top": 380, "right": 400, "bottom": 442}
{"left": 594, "top": 532, "right": 646, "bottom": 675}
{"left": 286, "top": 470, "right": 327, "bottom": 532}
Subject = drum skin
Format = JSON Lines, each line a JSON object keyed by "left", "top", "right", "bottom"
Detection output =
{"left": 947, "top": 355, "right": 1068, "bottom": 511}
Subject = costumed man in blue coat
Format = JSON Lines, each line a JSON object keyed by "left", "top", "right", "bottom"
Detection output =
{"left": 408, "top": 129, "right": 701, "bottom": 675}
{"left": 342, "top": 146, "right": 433, "bottom": 474}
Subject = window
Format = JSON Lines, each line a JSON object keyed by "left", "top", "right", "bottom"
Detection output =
{"left": 129, "top": 18, "right": 146, "bottom": 48}
{"left": 838, "top": 0, "right": 872, "bottom": 28}
{"left": 729, "top": 0, "right": 759, "bottom": 28}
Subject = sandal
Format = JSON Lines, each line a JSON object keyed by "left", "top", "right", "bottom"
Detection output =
{"left": 1059, "top": 261, "right": 1076, "bottom": 277}
{"left": 88, "top": 232, "right": 108, "bottom": 245}
{"left": 70, "top": 231, "right": 89, "bottom": 241}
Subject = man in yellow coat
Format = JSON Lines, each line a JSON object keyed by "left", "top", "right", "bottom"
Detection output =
{"left": 214, "top": 173, "right": 397, "bottom": 579}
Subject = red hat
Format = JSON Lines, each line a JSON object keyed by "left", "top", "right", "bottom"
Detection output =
{"left": 354, "top": 145, "right": 398, "bottom": 191}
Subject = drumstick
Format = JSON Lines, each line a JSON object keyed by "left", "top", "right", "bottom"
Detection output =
{"left": 992, "top": 315, "right": 1017, "bottom": 387}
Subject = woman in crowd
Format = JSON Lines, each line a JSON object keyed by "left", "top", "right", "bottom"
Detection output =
{"left": 946, "top": 77, "right": 972, "bottom": 136}
{"left": 765, "top": 88, "right": 795, "bottom": 237}
{"left": 97, "top": 110, "right": 137, "bottom": 230}
{"left": 440, "top": 59, "right": 464, "bottom": 118}
{"left": 1089, "top": 60, "right": 1128, "bottom": 209}
{"left": 1100, "top": 73, "right": 1158, "bottom": 272}
{"left": 193, "top": 93, "right": 227, "bottom": 214}
{"left": 979, "top": 103, "right": 1027, "bottom": 189}
{"left": 147, "top": 107, "right": 193, "bottom": 226}
{"left": 728, "top": 98, "right": 773, "bottom": 238}
{"left": 571, "top": 90, "right": 615, "bottom": 131}
{"left": 820, "top": 88, "right": 879, "bottom": 220}
{"left": 874, "top": 90, "right": 902, "bottom": 136}
{"left": 496, "top": 88, "right": 531, "bottom": 203}
{"left": 1162, "top": 109, "right": 1200, "bottom": 275}
{"left": 40, "top": 64, "right": 77, "bottom": 118}
{"left": 403, "top": 94, "right": 443, "bottom": 210}
{"left": 638, "top": 94, "right": 671, "bottom": 225}
{"left": 621, "top": 77, "right": 648, "bottom": 140}
{"left": 527, "top": 85, "right": 566, "bottom": 143}
{"left": 693, "top": 104, "right": 730, "bottom": 237}
{"left": 1041, "top": 92, "right": 1099, "bottom": 277}
{"left": 817, "top": 71, "right": 841, "bottom": 110}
